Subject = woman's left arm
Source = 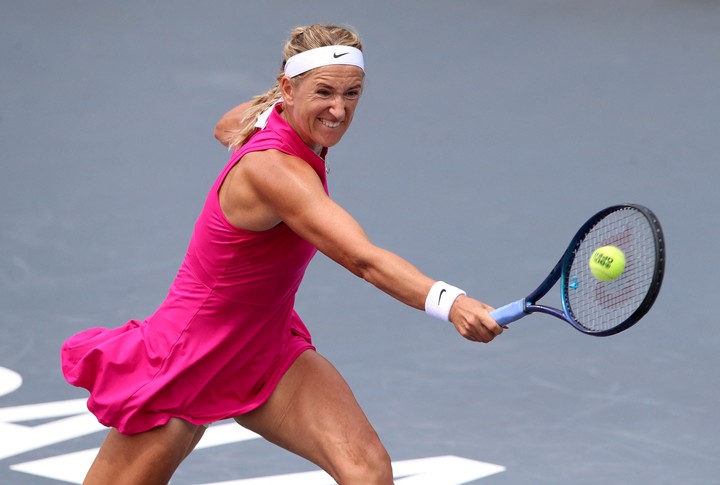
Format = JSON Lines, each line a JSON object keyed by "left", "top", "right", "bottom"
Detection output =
{"left": 214, "top": 101, "right": 252, "bottom": 146}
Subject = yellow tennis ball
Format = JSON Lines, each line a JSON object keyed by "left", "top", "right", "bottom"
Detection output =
{"left": 589, "top": 245, "right": 626, "bottom": 281}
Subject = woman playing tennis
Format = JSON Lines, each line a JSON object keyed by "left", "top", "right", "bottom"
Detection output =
{"left": 61, "top": 24, "right": 503, "bottom": 485}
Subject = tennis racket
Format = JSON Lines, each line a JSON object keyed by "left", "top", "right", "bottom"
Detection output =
{"left": 490, "top": 204, "right": 665, "bottom": 336}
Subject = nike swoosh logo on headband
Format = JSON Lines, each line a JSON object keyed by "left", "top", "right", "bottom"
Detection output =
{"left": 333, "top": 52, "right": 350, "bottom": 58}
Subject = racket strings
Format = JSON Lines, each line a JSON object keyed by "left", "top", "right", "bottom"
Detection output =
{"left": 565, "top": 208, "right": 658, "bottom": 332}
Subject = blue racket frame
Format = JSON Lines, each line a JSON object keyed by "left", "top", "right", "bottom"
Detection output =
{"left": 489, "top": 204, "right": 665, "bottom": 336}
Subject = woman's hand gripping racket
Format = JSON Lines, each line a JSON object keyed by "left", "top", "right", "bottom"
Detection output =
{"left": 490, "top": 204, "right": 665, "bottom": 336}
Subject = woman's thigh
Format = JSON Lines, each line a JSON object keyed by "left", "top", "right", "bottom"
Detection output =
{"left": 234, "top": 350, "right": 392, "bottom": 484}
{"left": 83, "top": 418, "right": 204, "bottom": 485}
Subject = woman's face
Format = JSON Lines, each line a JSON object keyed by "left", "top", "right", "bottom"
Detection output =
{"left": 281, "top": 65, "right": 364, "bottom": 154}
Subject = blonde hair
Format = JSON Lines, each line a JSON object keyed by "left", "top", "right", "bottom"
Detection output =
{"left": 227, "top": 24, "right": 364, "bottom": 151}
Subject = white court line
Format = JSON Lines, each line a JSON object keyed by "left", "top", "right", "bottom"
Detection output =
{"left": 0, "top": 367, "right": 22, "bottom": 398}
{"left": 9, "top": 422, "right": 260, "bottom": 483}
{"left": 12, "top": 450, "right": 504, "bottom": 485}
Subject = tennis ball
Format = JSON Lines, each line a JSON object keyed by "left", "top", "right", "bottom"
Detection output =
{"left": 589, "top": 245, "right": 625, "bottom": 281}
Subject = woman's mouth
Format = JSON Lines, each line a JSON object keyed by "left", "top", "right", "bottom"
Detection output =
{"left": 319, "top": 119, "right": 341, "bottom": 128}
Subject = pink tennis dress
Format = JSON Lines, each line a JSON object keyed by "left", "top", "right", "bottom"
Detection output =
{"left": 61, "top": 104, "right": 325, "bottom": 435}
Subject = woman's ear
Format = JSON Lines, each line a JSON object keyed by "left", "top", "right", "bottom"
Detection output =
{"left": 280, "top": 76, "right": 294, "bottom": 106}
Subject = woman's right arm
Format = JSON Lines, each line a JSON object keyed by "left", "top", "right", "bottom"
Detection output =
{"left": 233, "top": 150, "right": 503, "bottom": 343}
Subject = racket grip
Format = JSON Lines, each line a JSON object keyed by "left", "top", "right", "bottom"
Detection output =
{"left": 489, "top": 299, "right": 527, "bottom": 326}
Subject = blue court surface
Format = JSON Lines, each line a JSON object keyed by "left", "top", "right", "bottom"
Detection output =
{"left": 2, "top": 1, "right": 719, "bottom": 483}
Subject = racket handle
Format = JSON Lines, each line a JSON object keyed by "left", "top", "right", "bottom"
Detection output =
{"left": 489, "top": 299, "right": 527, "bottom": 326}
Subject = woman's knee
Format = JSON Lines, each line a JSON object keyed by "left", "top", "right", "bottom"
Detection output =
{"left": 332, "top": 438, "right": 393, "bottom": 485}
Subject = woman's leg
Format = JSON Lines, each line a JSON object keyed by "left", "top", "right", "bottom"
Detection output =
{"left": 182, "top": 423, "right": 207, "bottom": 460}
{"left": 235, "top": 350, "right": 393, "bottom": 485}
{"left": 83, "top": 418, "right": 205, "bottom": 485}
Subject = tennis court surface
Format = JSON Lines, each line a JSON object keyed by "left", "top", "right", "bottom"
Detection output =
{"left": 2, "top": 1, "right": 718, "bottom": 483}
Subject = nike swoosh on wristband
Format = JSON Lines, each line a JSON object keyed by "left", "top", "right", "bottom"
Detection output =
{"left": 438, "top": 289, "right": 447, "bottom": 305}
{"left": 333, "top": 52, "right": 349, "bottom": 58}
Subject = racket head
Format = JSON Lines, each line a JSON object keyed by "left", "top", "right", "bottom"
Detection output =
{"left": 559, "top": 204, "right": 665, "bottom": 336}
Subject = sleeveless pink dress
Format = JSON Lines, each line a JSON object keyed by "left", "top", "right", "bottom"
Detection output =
{"left": 61, "top": 105, "right": 325, "bottom": 435}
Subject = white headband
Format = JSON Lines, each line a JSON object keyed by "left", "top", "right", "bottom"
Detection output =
{"left": 284, "top": 45, "right": 364, "bottom": 78}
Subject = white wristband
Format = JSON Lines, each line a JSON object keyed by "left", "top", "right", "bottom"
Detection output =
{"left": 425, "top": 281, "right": 466, "bottom": 322}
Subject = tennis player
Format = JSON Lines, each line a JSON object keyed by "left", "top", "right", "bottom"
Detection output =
{"left": 61, "top": 24, "right": 503, "bottom": 485}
